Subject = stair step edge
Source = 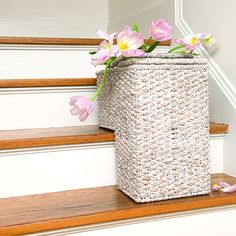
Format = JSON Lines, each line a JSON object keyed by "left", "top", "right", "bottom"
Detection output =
{"left": 0, "top": 173, "right": 235, "bottom": 236}
{"left": 0, "top": 37, "right": 171, "bottom": 46}
{"left": 0, "top": 78, "right": 97, "bottom": 88}
{"left": 0, "top": 123, "right": 228, "bottom": 150}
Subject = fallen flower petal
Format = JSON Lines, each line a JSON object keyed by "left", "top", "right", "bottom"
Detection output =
{"left": 219, "top": 182, "right": 231, "bottom": 188}
{"left": 212, "top": 184, "right": 222, "bottom": 191}
{"left": 212, "top": 182, "right": 236, "bottom": 193}
{"left": 221, "top": 184, "right": 236, "bottom": 193}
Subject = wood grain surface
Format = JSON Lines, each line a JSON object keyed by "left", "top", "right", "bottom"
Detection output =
{"left": 0, "top": 123, "right": 227, "bottom": 150}
{"left": 209, "top": 122, "right": 228, "bottom": 134}
{"left": 0, "top": 174, "right": 235, "bottom": 236}
{"left": 0, "top": 78, "right": 97, "bottom": 88}
{"left": 0, "top": 36, "right": 171, "bottom": 46}
{"left": 0, "top": 125, "right": 114, "bottom": 150}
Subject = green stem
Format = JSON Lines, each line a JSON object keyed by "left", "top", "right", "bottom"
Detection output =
{"left": 89, "top": 58, "right": 113, "bottom": 101}
{"left": 168, "top": 45, "right": 185, "bottom": 53}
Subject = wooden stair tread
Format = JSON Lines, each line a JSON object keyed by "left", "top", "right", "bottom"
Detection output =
{"left": 0, "top": 125, "right": 114, "bottom": 150}
{"left": 0, "top": 36, "right": 170, "bottom": 46}
{"left": 0, "top": 173, "right": 235, "bottom": 236}
{"left": 0, "top": 78, "right": 97, "bottom": 88}
{"left": 209, "top": 122, "right": 228, "bottom": 134}
{"left": 0, "top": 123, "right": 228, "bottom": 150}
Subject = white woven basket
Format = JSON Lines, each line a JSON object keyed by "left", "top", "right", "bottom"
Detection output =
{"left": 97, "top": 53, "right": 210, "bottom": 203}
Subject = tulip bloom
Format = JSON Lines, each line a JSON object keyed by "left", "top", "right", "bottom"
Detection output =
{"left": 201, "top": 34, "right": 217, "bottom": 51}
{"left": 91, "top": 48, "right": 116, "bottom": 66}
{"left": 117, "top": 26, "right": 145, "bottom": 57}
{"left": 70, "top": 96, "right": 94, "bottom": 122}
{"left": 175, "top": 33, "right": 205, "bottom": 52}
{"left": 212, "top": 182, "right": 236, "bottom": 193}
{"left": 149, "top": 18, "right": 173, "bottom": 42}
{"left": 91, "top": 30, "right": 117, "bottom": 66}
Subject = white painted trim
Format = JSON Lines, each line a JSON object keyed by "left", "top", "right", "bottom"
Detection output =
{"left": 175, "top": 0, "right": 236, "bottom": 110}
{"left": 209, "top": 134, "right": 226, "bottom": 140}
{"left": 0, "top": 142, "right": 115, "bottom": 157}
{"left": 29, "top": 205, "right": 236, "bottom": 236}
{"left": 0, "top": 45, "right": 99, "bottom": 51}
{"left": 0, "top": 86, "right": 96, "bottom": 95}
{"left": 0, "top": 134, "right": 222, "bottom": 157}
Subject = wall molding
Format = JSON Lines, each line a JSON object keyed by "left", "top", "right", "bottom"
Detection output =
{"left": 175, "top": 0, "right": 236, "bottom": 110}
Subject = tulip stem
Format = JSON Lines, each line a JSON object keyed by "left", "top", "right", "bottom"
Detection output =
{"left": 168, "top": 45, "right": 185, "bottom": 53}
{"left": 89, "top": 58, "right": 113, "bottom": 101}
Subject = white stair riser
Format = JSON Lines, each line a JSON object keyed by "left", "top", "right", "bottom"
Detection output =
{"left": 0, "top": 88, "right": 98, "bottom": 129}
{"left": 0, "top": 137, "right": 224, "bottom": 198}
{"left": 0, "top": 143, "right": 116, "bottom": 198}
{"left": 63, "top": 208, "right": 236, "bottom": 236}
{"left": 0, "top": 47, "right": 101, "bottom": 78}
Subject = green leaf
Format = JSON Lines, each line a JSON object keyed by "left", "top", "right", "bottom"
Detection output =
{"left": 132, "top": 21, "right": 139, "bottom": 32}
{"left": 146, "top": 41, "right": 159, "bottom": 53}
{"left": 168, "top": 45, "right": 185, "bottom": 53}
{"left": 89, "top": 51, "right": 97, "bottom": 55}
{"left": 139, "top": 44, "right": 148, "bottom": 50}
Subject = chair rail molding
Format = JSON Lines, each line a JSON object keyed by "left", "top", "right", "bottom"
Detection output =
{"left": 175, "top": 0, "right": 236, "bottom": 110}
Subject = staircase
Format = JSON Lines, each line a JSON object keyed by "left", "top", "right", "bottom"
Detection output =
{"left": 0, "top": 37, "right": 235, "bottom": 236}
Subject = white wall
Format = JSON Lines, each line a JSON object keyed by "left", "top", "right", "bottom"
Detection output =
{"left": 180, "top": 0, "right": 236, "bottom": 176}
{"left": 0, "top": 0, "right": 108, "bottom": 37}
{"left": 108, "top": 0, "right": 177, "bottom": 37}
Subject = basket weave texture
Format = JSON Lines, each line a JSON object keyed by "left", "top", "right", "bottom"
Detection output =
{"left": 97, "top": 53, "right": 210, "bottom": 203}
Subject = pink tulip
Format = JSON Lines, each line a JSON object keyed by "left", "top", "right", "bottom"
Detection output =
{"left": 149, "top": 18, "right": 173, "bottom": 42}
{"left": 70, "top": 96, "right": 94, "bottom": 122}
{"left": 201, "top": 34, "right": 217, "bottom": 52}
{"left": 117, "top": 26, "right": 145, "bottom": 57}
{"left": 97, "top": 30, "right": 116, "bottom": 50}
{"left": 91, "top": 47, "right": 117, "bottom": 66}
{"left": 212, "top": 182, "right": 236, "bottom": 193}
{"left": 175, "top": 33, "right": 205, "bottom": 52}
{"left": 91, "top": 30, "right": 118, "bottom": 66}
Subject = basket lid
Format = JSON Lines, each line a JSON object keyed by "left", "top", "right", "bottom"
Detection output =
{"left": 110, "top": 52, "right": 208, "bottom": 68}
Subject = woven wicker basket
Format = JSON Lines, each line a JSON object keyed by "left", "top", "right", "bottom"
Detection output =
{"left": 97, "top": 53, "right": 210, "bottom": 203}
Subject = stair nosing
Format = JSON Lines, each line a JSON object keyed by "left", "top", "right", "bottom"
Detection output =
{"left": 0, "top": 36, "right": 171, "bottom": 46}
{"left": 0, "top": 173, "right": 235, "bottom": 236}
{"left": 0, "top": 125, "right": 115, "bottom": 150}
{"left": 0, "top": 123, "right": 228, "bottom": 150}
{"left": 0, "top": 78, "right": 97, "bottom": 88}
